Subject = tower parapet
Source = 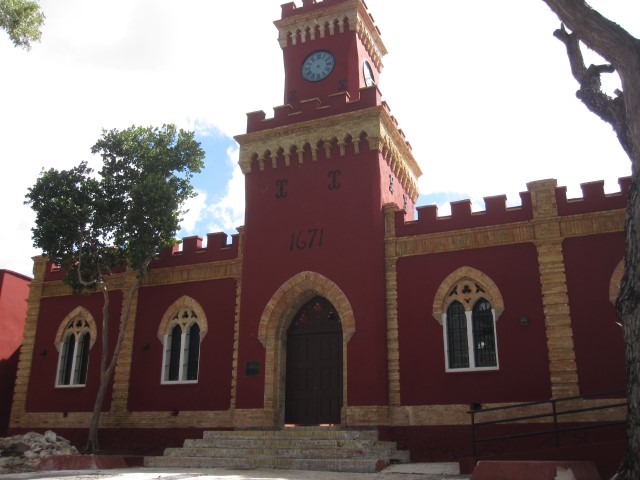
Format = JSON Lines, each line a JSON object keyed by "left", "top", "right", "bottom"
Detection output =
{"left": 236, "top": 96, "right": 421, "bottom": 202}
{"left": 277, "top": 0, "right": 386, "bottom": 70}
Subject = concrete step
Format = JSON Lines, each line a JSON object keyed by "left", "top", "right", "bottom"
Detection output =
{"left": 201, "top": 427, "right": 380, "bottom": 440}
{"left": 145, "top": 454, "right": 392, "bottom": 473}
{"left": 144, "top": 428, "right": 410, "bottom": 473}
{"left": 183, "top": 436, "right": 399, "bottom": 450}
{"left": 163, "top": 445, "right": 411, "bottom": 461}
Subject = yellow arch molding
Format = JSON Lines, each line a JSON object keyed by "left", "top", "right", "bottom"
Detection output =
{"left": 257, "top": 271, "right": 355, "bottom": 426}
{"left": 432, "top": 266, "right": 505, "bottom": 325}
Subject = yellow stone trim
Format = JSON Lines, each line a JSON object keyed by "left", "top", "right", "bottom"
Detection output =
{"left": 53, "top": 306, "right": 98, "bottom": 350}
{"left": 383, "top": 204, "right": 401, "bottom": 409}
{"left": 11, "top": 410, "right": 234, "bottom": 430}
{"left": 609, "top": 260, "right": 624, "bottom": 305}
{"left": 389, "top": 210, "right": 624, "bottom": 259}
{"left": 390, "top": 398, "right": 626, "bottom": 426}
{"left": 143, "top": 260, "right": 241, "bottom": 286}
{"left": 11, "top": 397, "right": 623, "bottom": 431}
{"left": 431, "top": 267, "right": 505, "bottom": 325}
{"left": 108, "top": 271, "right": 139, "bottom": 416}
{"left": 230, "top": 227, "right": 244, "bottom": 411}
{"left": 10, "top": 256, "right": 47, "bottom": 427}
{"left": 344, "top": 405, "right": 390, "bottom": 426}
{"left": 156, "top": 296, "right": 209, "bottom": 343}
{"left": 41, "top": 276, "right": 126, "bottom": 298}
{"left": 235, "top": 106, "right": 421, "bottom": 202}
{"left": 274, "top": 0, "right": 387, "bottom": 70}
{"left": 256, "top": 271, "right": 355, "bottom": 426}
{"left": 529, "top": 180, "right": 578, "bottom": 398}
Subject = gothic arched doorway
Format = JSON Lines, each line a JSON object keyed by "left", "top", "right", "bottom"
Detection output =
{"left": 285, "top": 296, "right": 343, "bottom": 425}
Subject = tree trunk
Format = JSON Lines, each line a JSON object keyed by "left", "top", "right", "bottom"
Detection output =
{"left": 85, "top": 282, "right": 110, "bottom": 453}
{"left": 614, "top": 177, "right": 640, "bottom": 480}
{"left": 540, "top": 1, "right": 640, "bottom": 478}
{"left": 85, "top": 273, "right": 143, "bottom": 453}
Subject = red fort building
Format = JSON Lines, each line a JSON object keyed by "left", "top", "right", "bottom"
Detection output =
{"left": 9, "top": 0, "right": 628, "bottom": 474}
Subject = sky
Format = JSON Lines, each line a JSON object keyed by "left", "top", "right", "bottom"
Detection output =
{"left": 1, "top": 0, "right": 638, "bottom": 278}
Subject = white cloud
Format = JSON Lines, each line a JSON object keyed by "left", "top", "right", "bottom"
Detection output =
{"left": 205, "top": 147, "right": 246, "bottom": 234}
{"left": 180, "top": 190, "right": 208, "bottom": 235}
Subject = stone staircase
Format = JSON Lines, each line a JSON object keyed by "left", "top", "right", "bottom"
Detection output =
{"left": 144, "top": 427, "right": 411, "bottom": 473}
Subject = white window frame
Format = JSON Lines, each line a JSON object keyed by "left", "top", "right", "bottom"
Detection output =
{"left": 443, "top": 305, "right": 499, "bottom": 373}
{"left": 161, "top": 321, "right": 200, "bottom": 385}
{"left": 55, "top": 330, "right": 90, "bottom": 388}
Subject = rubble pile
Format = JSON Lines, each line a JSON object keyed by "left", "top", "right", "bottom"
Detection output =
{"left": 0, "top": 431, "right": 79, "bottom": 473}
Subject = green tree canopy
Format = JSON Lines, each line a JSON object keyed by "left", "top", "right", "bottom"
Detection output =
{"left": 26, "top": 124, "right": 204, "bottom": 289}
{"left": 25, "top": 124, "right": 205, "bottom": 452}
{"left": 0, "top": 0, "right": 44, "bottom": 50}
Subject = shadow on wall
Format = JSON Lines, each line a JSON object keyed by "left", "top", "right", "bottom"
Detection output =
{"left": 0, "top": 348, "right": 20, "bottom": 436}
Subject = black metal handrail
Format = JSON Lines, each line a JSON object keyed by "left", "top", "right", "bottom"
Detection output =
{"left": 469, "top": 390, "right": 627, "bottom": 456}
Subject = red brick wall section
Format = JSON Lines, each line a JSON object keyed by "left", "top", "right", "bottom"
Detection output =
{"left": 0, "top": 270, "right": 30, "bottom": 435}
{"left": 0, "top": 270, "right": 30, "bottom": 359}
{"left": 127, "top": 279, "right": 237, "bottom": 412}
{"left": 396, "top": 243, "right": 552, "bottom": 405}
{"left": 563, "top": 233, "right": 626, "bottom": 395}
{"left": 26, "top": 291, "right": 122, "bottom": 413}
{"left": 235, "top": 147, "right": 390, "bottom": 409}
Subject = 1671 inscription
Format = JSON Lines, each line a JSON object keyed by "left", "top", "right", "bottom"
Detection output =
{"left": 289, "top": 228, "right": 324, "bottom": 251}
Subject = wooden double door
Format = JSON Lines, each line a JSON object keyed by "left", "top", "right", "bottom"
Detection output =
{"left": 285, "top": 296, "right": 343, "bottom": 425}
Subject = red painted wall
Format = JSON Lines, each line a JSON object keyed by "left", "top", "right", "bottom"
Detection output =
{"left": 396, "top": 243, "right": 552, "bottom": 405}
{"left": 0, "top": 270, "right": 30, "bottom": 359}
{"left": 563, "top": 233, "right": 626, "bottom": 395}
{"left": 0, "top": 349, "right": 20, "bottom": 435}
{"left": 128, "top": 279, "right": 237, "bottom": 411}
{"left": 236, "top": 143, "right": 394, "bottom": 409}
{"left": 0, "top": 270, "right": 31, "bottom": 435}
{"left": 26, "top": 291, "right": 122, "bottom": 412}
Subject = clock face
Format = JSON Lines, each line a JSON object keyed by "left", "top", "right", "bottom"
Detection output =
{"left": 363, "top": 61, "right": 375, "bottom": 87}
{"left": 301, "top": 50, "right": 335, "bottom": 82}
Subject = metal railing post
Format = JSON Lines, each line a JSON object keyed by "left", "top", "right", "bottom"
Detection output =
{"left": 552, "top": 399, "right": 560, "bottom": 447}
{"left": 471, "top": 410, "right": 477, "bottom": 457}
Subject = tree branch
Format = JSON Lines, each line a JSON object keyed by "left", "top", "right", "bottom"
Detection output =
{"left": 552, "top": 23, "right": 633, "bottom": 158}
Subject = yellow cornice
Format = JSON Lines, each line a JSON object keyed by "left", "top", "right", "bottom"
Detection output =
{"left": 235, "top": 105, "right": 421, "bottom": 201}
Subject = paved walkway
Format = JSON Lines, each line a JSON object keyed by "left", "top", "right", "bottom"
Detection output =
{"left": 0, "top": 463, "right": 470, "bottom": 480}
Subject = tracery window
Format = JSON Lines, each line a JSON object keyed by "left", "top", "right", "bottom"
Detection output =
{"left": 158, "top": 297, "right": 207, "bottom": 384}
{"left": 54, "top": 308, "right": 96, "bottom": 387}
{"left": 433, "top": 268, "right": 503, "bottom": 372}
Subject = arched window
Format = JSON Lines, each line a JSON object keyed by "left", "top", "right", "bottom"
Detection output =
{"left": 54, "top": 309, "right": 96, "bottom": 387}
{"left": 434, "top": 268, "right": 503, "bottom": 372}
{"left": 158, "top": 298, "right": 207, "bottom": 384}
{"left": 446, "top": 301, "right": 468, "bottom": 369}
{"left": 443, "top": 297, "right": 498, "bottom": 371}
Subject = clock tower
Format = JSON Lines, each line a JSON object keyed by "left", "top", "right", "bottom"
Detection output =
{"left": 276, "top": 0, "right": 386, "bottom": 103}
{"left": 233, "top": 0, "right": 421, "bottom": 427}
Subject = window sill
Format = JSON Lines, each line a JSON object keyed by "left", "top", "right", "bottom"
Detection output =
{"left": 445, "top": 366, "right": 499, "bottom": 373}
{"left": 160, "top": 380, "right": 199, "bottom": 385}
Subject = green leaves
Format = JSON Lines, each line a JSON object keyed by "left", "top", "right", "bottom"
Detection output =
{"left": 0, "top": 0, "right": 45, "bottom": 50}
{"left": 25, "top": 124, "right": 205, "bottom": 290}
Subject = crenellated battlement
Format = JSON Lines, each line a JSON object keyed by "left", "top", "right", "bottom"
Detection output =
{"left": 394, "top": 177, "right": 630, "bottom": 237}
{"left": 41, "top": 232, "right": 241, "bottom": 282}
{"left": 277, "top": 0, "right": 386, "bottom": 69}
{"left": 151, "top": 232, "right": 240, "bottom": 269}
{"left": 246, "top": 86, "right": 382, "bottom": 133}
{"left": 236, "top": 90, "right": 421, "bottom": 202}
{"left": 556, "top": 177, "right": 630, "bottom": 216}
